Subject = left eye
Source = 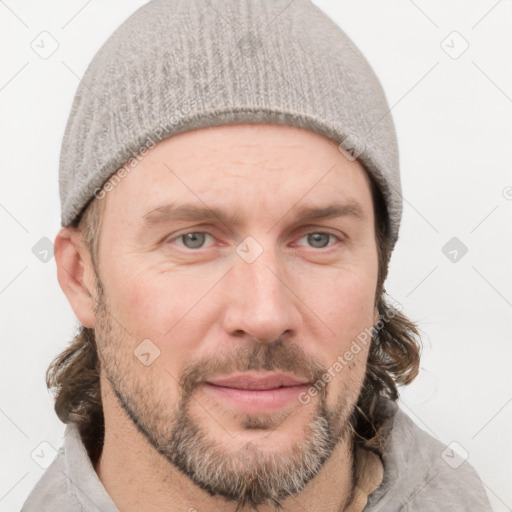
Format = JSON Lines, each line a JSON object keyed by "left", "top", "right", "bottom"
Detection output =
{"left": 297, "top": 232, "right": 339, "bottom": 249}
{"left": 169, "top": 231, "right": 339, "bottom": 250}
{"left": 173, "top": 232, "right": 214, "bottom": 249}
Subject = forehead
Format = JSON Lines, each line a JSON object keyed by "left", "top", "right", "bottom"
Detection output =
{"left": 101, "top": 123, "right": 375, "bottom": 225}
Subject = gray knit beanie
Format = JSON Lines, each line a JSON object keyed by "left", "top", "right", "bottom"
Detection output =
{"left": 59, "top": 0, "right": 402, "bottom": 249}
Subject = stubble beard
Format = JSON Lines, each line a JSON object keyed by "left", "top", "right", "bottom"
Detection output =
{"left": 93, "top": 282, "right": 362, "bottom": 511}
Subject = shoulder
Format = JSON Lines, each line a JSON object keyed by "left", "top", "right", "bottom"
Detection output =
{"left": 365, "top": 397, "right": 493, "bottom": 512}
{"left": 21, "top": 447, "right": 82, "bottom": 512}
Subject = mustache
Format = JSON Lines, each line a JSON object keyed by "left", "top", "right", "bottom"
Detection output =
{"left": 178, "top": 338, "right": 327, "bottom": 397}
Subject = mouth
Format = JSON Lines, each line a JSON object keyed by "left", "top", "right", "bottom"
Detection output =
{"left": 207, "top": 372, "right": 308, "bottom": 390}
{"left": 203, "top": 372, "right": 311, "bottom": 414}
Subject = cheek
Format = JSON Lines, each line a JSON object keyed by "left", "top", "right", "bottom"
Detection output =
{"left": 106, "top": 258, "right": 181, "bottom": 329}
{"left": 302, "top": 269, "right": 376, "bottom": 397}
{"left": 323, "top": 336, "right": 371, "bottom": 410}
{"left": 105, "top": 263, "right": 215, "bottom": 368}
{"left": 311, "top": 268, "right": 377, "bottom": 339}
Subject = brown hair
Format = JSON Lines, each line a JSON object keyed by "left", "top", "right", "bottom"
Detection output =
{"left": 46, "top": 176, "right": 421, "bottom": 463}
{"left": 352, "top": 178, "right": 421, "bottom": 454}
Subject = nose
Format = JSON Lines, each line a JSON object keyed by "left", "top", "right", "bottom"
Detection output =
{"left": 221, "top": 244, "right": 302, "bottom": 343}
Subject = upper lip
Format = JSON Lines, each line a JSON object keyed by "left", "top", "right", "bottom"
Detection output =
{"left": 206, "top": 373, "right": 308, "bottom": 390}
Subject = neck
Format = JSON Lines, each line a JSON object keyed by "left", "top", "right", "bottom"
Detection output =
{"left": 94, "top": 380, "right": 357, "bottom": 512}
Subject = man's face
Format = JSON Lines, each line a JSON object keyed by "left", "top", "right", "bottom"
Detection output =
{"left": 91, "top": 123, "right": 379, "bottom": 508}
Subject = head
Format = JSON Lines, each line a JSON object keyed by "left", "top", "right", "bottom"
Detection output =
{"left": 50, "top": 1, "right": 421, "bottom": 509}
{"left": 51, "top": 123, "right": 420, "bottom": 510}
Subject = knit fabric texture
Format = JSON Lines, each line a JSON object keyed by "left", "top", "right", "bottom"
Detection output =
{"left": 59, "top": 0, "right": 403, "bottom": 249}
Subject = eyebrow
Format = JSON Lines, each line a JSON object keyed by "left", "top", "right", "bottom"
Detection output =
{"left": 141, "top": 200, "right": 366, "bottom": 231}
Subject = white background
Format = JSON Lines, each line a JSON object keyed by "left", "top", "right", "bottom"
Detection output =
{"left": 1, "top": 1, "right": 511, "bottom": 511}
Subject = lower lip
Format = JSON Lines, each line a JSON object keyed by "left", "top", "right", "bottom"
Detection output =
{"left": 203, "top": 383, "right": 309, "bottom": 414}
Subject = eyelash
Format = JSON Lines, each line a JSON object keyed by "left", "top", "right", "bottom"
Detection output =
{"left": 166, "top": 230, "right": 343, "bottom": 251}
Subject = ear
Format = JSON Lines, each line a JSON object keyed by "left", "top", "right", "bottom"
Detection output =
{"left": 54, "top": 227, "right": 97, "bottom": 328}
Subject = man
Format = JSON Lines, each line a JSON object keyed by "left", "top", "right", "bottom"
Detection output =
{"left": 22, "top": 1, "right": 492, "bottom": 511}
